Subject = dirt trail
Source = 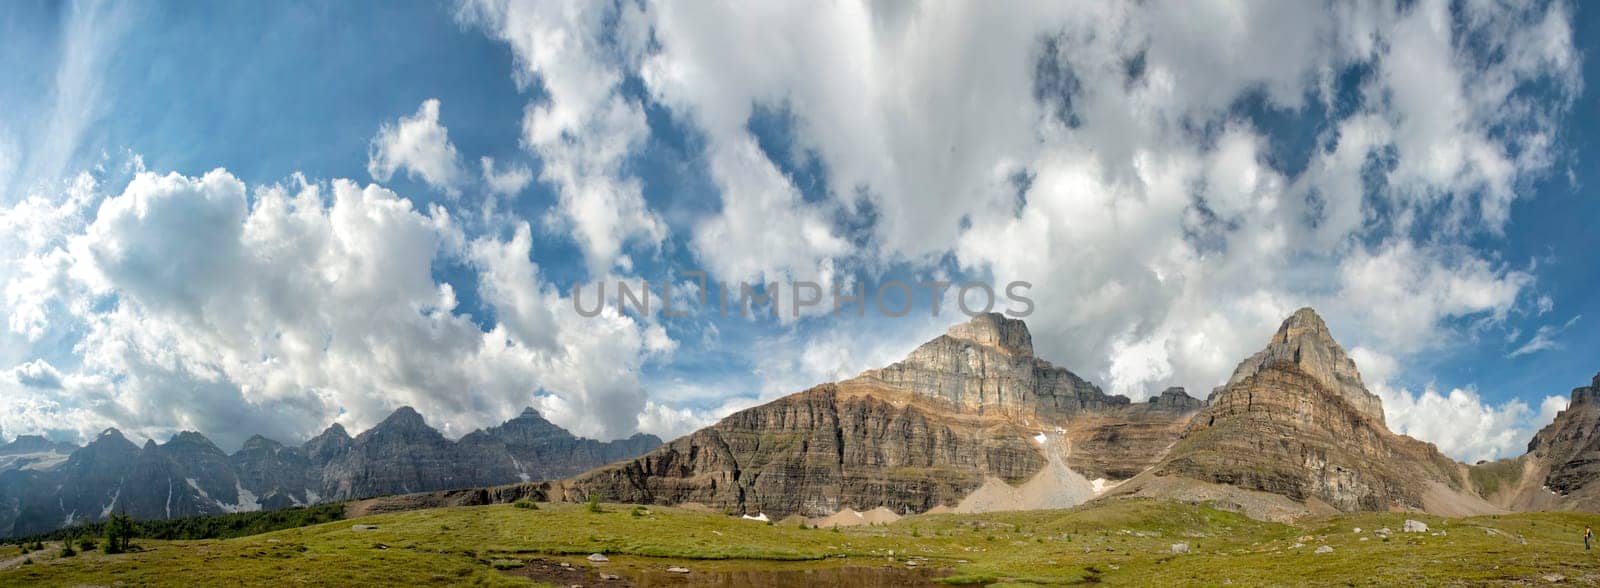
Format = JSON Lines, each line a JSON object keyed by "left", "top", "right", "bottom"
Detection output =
{"left": 0, "top": 543, "right": 57, "bottom": 571}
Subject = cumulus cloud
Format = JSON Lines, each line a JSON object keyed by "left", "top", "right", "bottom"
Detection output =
{"left": 368, "top": 99, "right": 466, "bottom": 196}
{"left": 1351, "top": 346, "right": 1559, "bottom": 462}
{"left": 0, "top": 168, "right": 669, "bottom": 447}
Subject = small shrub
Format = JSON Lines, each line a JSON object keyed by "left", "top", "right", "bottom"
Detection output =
{"left": 911, "top": 527, "right": 921, "bottom": 538}
{"left": 77, "top": 538, "right": 97, "bottom": 552}
{"left": 513, "top": 500, "right": 537, "bottom": 510}
{"left": 586, "top": 494, "right": 603, "bottom": 514}
{"left": 630, "top": 506, "right": 646, "bottom": 517}
{"left": 61, "top": 544, "right": 76, "bottom": 558}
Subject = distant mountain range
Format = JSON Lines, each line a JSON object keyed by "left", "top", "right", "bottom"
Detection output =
{"left": 0, "top": 407, "right": 659, "bottom": 537}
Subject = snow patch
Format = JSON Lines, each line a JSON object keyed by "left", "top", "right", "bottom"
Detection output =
{"left": 741, "top": 513, "right": 770, "bottom": 522}
{"left": 1033, "top": 432, "right": 1048, "bottom": 444}
{"left": 1091, "top": 478, "right": 1121, "bottom": 496}
{"left": 101, "top": 488, "right": 120, "bottom": 519}
{"left": 306, "top": 489, "right": 322, "bottom": 504}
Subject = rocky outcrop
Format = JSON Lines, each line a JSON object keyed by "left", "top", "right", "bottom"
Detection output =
{"left": 0, "top": 407, "right": 662, "bottom": 538}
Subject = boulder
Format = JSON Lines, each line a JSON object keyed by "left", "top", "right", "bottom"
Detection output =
{"left": 1314, "top": 545, "right": 1334, "bottom": 554}
{"left": 1170, "top": 543, "right": 1189, "bottom": 554}
{"left": 1403, "top": 520, "right": 1428, "bottom": 533}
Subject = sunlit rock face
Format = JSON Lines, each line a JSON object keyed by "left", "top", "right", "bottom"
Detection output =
{"left": 856, "top": 313, "right": 1129, "bottom": 420}
{"left": 1225, "top": 307, "right": 1385, "bottom": 426}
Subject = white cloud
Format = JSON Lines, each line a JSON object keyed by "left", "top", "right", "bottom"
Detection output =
{"left": 1338, "top": 241, "right": 1531, "bottom": 349}
{"left": 459, "top": 0, "right": 667, "bottom": 274}
{"left": 1351, "top": 346, "right": 1554, "bottom": 462}
{"left": 0, "top": 168, "right": 670, "bottom": 447}
{"left": 480, "top": 156, "right": 533, "bottom": 197}
{"left": 367, "top": 99, "right": 466, "bottom": 196}
{"left": 1508, "top": 314, "right": 1581, "bottom": 358}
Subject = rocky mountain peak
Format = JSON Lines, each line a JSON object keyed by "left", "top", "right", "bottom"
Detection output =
{"left": 946, "top": 312, "right": 1034, "bottom": 356}
{"left": 240, "top": 434, "right": 284, "bottom": 452}
{"left": 165, "top": 431, "right": 224, "bottom": 454}
{"left": 378, "top": 406, "right": 427, "bottom": 428}
{"left": 1226, "top": 307, "right": 1384, "bottom": 425}
{"left": 516, "top": 407, "right": 543, "bottom": 419}
{"left": 86, "top": 428, "right": 138, "bottom": 453}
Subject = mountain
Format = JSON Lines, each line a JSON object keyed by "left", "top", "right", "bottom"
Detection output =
{"left": 1115, "top": 308, "right": 1500, "bottom": 520}
{"left": 553, "top": 313, "right": 1203, "bottom": 518}
{"left": 0, "top": 408, "right": 662, "bottom": 537}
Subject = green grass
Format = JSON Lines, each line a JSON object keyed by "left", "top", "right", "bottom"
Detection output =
{"left": 4, "top": 499, "right": 1599, "bottom": 586}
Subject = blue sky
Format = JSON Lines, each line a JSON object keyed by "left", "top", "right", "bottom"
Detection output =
{"left": 0, "top": 0, "right": 1594, "bottom": 463}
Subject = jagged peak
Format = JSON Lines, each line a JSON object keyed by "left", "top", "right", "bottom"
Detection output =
{"left": 166, "top": 430, "right": 221, "bottom": 450}
{"left": 946, "top": 312, "right": 1034, "bottom": 356}
{"left": 241, "top": 434, "right": 284, "bottom": 451}
{"left": 376, "top": 406, "right": 428, "bottom": 428}
{"left": 1228, "top": 307, "right": 1385, "bottom": 425}
{"left": 516, "top": 406, "right": 545, "bottom": 420}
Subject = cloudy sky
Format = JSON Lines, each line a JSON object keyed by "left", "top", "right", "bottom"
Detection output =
{"left": 0, "top": 0, "right": 1595, "bottom": 463}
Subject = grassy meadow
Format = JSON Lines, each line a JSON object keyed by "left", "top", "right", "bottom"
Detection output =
{"left": 2, "top": 498, "right": 1598, "bottom": 586}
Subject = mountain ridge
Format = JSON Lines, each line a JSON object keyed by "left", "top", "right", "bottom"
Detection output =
{"left": 0, "top": 407, "right": 662, "bottom": 537}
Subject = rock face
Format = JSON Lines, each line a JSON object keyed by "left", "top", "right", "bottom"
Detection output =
{"left": 559, "top": 313, "right": 1192, "bottom": 518}
{"left": 1064, "top": 388, "right": 1205, "bottom": 480}
{"left": 1127, "top": 308, "right": 1493, "bottom": 516}
{"left": 1527, "top": 374, "right": 1600, "bottom": 496}
{"left": 0, "top": 407, "right": 661, "bottom": 537}
{"left": 1225, "top": 308, "right": 1384, "bottom": 424}
{"left": 855, "top": 313, "right": 1129, "bottom": 419}
{"left": 558, "top": 384, "right": 1046, "bottom": 517}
